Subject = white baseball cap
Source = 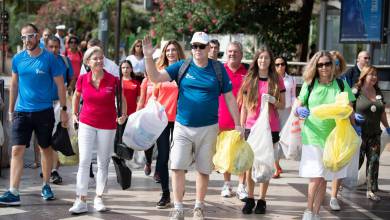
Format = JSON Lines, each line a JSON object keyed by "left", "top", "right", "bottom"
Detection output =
{"left": 56, "top": 24, "right": 66, "bottom": 30}
{"left": 190, "top": 32, "right": 209, "bottom": 45}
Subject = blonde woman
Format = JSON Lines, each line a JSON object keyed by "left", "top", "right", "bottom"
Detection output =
{"left": 69, "top": 46, "right": 127, "bottom": 214}
{"left": 237, "top": 48, "right": 285, "bottom": 215}
{"left": 295, "top": 51, "right": 359, "bottom": 220}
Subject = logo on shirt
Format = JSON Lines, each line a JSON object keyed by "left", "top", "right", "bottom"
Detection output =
{"left": 105, "top": 86, "right": 114, "bottom": 93}
{"left": 35, "top": 69, "right": 46, "bottom": 75}
{"left": 185, "top": 73, "right": 196, "bottom": 80}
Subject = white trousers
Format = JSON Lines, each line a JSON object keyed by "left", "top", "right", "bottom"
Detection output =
{"left": 76, "top": 122, "right": 116, "bottom": 196}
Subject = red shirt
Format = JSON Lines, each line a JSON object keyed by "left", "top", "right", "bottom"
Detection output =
{"left": 154, "top": 81, "right": 178, "bottom": 122}
{"left": 218, "top": 63, "right": 247, "bottom": 130}
{"left": 64, "top": 49, "right": 82, "bottom": 80}
{"left": 123, "top": 79, "right": 140, "bottom": 115}
{"left": 76, "top": 70, "right": 118, "bottom": 129}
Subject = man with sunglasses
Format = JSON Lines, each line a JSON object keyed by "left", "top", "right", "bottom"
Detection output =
{"left": 143, "top": 32, "right": 243, "bottom": 220}
{"left": 341, "top": 50, "right": 370, "bottom": 87}
{"left": 0, "top": 24, "right": 68, "bottom": 206}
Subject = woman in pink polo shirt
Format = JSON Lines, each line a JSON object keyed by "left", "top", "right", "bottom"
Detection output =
{"left": 153, "top": 40, "right": 185, "bottom": 209}
{"left": 237, "top": 48, "right": 285, "bottom": 215}
{"left": 69, "top": 46, "right": 127, "bottom": 214}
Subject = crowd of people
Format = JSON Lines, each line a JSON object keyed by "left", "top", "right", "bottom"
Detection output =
{"left": 0, "top": 23, "right": 389, "bottom": 220}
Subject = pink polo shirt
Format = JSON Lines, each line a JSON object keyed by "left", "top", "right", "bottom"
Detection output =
{"left": 245, "top": 76, "right": 286, "bottom": 132}
{"left": 76, "top": 70, "right": 119, "bottom": 130}
{"left": 218, "top": 63, "right": 247, "bottom": 130}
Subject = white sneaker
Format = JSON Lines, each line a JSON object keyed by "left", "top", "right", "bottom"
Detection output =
{"left": 221, "top": 183, "right": 233, "bottom": 197}
{"left": 94, "top": 197, "right": 107, "bottom": 212}
{"left": 193, "top": 207, "right": 205, "bottom": 220}
{"left": 329, "top": 197, "right": 341, "bottom": 211}
{"left": 302, "top": 210, "right": 312, "bottom": 220}
{"left": 169, "top": 209, "right": 185, "bottom": 220}
{"left": 236, "top": 184, "right": 248, "bottom": 201}
{"left": 312, "top": 214, "right": 321, "bottom": 220}
{"left": 69, "top": 199, "right": 88, "bottom": 214}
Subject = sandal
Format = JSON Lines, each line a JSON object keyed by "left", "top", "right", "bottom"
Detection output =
{"left": 366, "top": 191, "right": 380, "bottom": 201}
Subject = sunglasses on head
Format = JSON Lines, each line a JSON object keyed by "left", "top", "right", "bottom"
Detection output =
{"left": 191, "top": 44, "right": 207, "bottom": 50}
{"left": 20, "top": 33, "right": 37, "bottom": 41}
{"left": 317, "top": 61, "right": 332, "bottom": 68}
{"left": 275, "top": 63, "right": 285, "bottom": 67}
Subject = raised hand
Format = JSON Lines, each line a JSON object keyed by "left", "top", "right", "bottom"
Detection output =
{"left": 142, "top": 35, "right": 154, "bottom": 58}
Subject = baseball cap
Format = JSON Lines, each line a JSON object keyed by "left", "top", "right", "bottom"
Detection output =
{"left": 190, "top": 32, "right": 209, "bottom": 45}
{"left": 56, "top": 25, "right": 66, "bottom": 30}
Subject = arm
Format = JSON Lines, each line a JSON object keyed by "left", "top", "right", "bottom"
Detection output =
{"left": 72, "top": 91, "right": 81, "bottom": 123}
{"left": 240, "top": 102, "right": 248, "bottom": 128}
{"left": 224, "top": 92, "right": 240, "bottom": 126}
{"left": 142, "top": 36, "right": 171, "bottom": 83}
{"left": 54, "top": 75, "right": 69, "bottom": 125}
{"left": 136, "top": 81, "right": 146, "bottom": 111}
{"left": 117, "top": 91, "right": 128, "bottom": 125}
{"left": 8, "top": 73, "right": 18, "bottom": 121}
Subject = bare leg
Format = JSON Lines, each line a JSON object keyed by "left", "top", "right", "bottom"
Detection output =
{"left": 259, "top": 181, "right": 269, "bottom": 200}
{"left": 9, "top": 146, "right": 26, "bottom": 188}
{"left": 196, "top": 172, "right": 209, "bottom": 202}
{"left": 246, "top": 169, "right": 255, "bottom": 198}
{"left": 172, "top": 170, "right": 186, "bottom": 203}
{"left": 331, "top": 179, "right": 341, "bottom": 198}
{"left": 40, "top": 146, "right": 53, "bottom": 184}
{"left": 223, "top": 172, "right": 231, "bottom": 182}
{"left": 313, "top": 178, "right": 327, "bottom": 214}
{"left": 307, "top": 177, "right": 325, "bottom": 212}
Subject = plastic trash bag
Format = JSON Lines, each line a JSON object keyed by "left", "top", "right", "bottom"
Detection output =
{"left": 247, "top": 103, "right": 274, "bottom": 183}
{"left": 279, "top": 109, "right": 302, "bottom": 160}
{"left": 312, "top": 92, "right": 361, "bottom": 172}
{"left": 123, "top": 99, "right": 168, "bottom": 151}
{"left": 213, "top": 130, "right": 254, "bottom": 175}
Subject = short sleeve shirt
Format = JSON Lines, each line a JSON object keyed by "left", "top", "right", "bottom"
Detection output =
{"left": 140, "top": 78, "right": 155, "bottom": 108}
{"left": 245, "top": 76, "right": 286, "bottom": 132}
{"left": 155, "top": 81, "right": 178, "bottom": 122}
{"left": 76, "top": 70, "right": 118, "bottom": 129}
{"left": 165, "top": 59, "right": 232, "bottom": 127}
{"left": 123, "top": 79, "right": 140, "bottom": 115}
{"left": 52, "top": 55, "right": 74, "bottom": 101}
{"left": 12, "top": 49, "right": 61, "bottom": 112}
{"left": 218, "top": 63, "right": 247, "bottom": 130}
{"left": 298, "top": 79, "right": 355, "bottom": 148}
{"left": 64, "top": 49, "right": 82, "bottom": 80}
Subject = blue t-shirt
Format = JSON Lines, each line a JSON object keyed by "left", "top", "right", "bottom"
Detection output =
{"left": 52, "top": 55, "right": 74, "bottom": 100}
{"left": 165, "top": 59, "right": 232, "bottom": 127}
{"left": 12, "top": 49, "right": 62, "bottom": 112}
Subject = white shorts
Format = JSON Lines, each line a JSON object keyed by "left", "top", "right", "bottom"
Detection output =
{"left": 299, "top": 144, "right": 358, "bottom": 181}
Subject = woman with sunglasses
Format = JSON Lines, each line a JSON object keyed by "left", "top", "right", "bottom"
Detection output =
{"left": 64, "top": 36, "right": 83, "bottom": 92}
{"left": 273, "top": 56, "right": 296, "bottom": 178}
{"left": 237, "top": 48, "right": 286, "bottom": 215}
{"left": 353, "top": 66, "right": 390, "bottom": 201}
{"left": 295, "top": 51, "right": 358, "bottom": 220}
{"left": 328, "top": 50, "right": 348, "bottom": 211}
{"left": 126, "top": 39, "right": 145, "bottom": 83}
{"left": 153, "top": 40, "right": 185, "bottom": 209}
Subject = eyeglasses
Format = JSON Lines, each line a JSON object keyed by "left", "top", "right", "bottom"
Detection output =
{"left": 317, "top": 61, "right": 332, "bottom": 68}
{"left": 275, "top": 63, "right": 285, "bottom": 67}
{"left": 191, "top": 44, "right": 207, "bottom": 50}
{"left": 21, "top": 33, "right": 37, "bottom": 41}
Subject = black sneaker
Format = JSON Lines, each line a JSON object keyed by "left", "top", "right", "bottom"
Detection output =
{"left": 156, "top": 193, "right": 171, "bottom": 209}
{"left": 255, "top": 199, "right": 266, "bottom": 214}
{"left": 242, "top": 198, "right": 255, "bottom": 214}
{"left": 51, "top": 171, "right": 62, "bottom": 185}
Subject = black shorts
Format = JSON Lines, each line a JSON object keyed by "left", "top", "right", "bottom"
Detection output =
{"left": 11, "top": 108, "right": 55, "bottom": 149}
{"left": 245, "top": 129, "right": 280, "bottom": 144}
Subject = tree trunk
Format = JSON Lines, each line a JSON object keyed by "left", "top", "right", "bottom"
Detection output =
{"left": 299, "top": 0, "right": 314, "bottom": 61}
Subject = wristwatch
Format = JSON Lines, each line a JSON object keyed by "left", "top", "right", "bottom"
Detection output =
{"left": 61, "top": 106, "right": 67, "bottom": 111}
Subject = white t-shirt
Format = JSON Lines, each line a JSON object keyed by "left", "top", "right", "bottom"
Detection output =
{"left": 126, "top": 55, "right": 145, "bottom": 75}
{"left": 283, "top": 73, "right": 296, "bottom": 108}
{"left": 79, "top": 57, "right": 119, "bottom": 77}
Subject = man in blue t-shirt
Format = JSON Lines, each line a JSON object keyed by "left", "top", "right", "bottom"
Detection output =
{"left": 143, "top": 32, "right": 243, "bottom": 219}
{"left": 0, "top": 24, "right": 68, "bottom": 206}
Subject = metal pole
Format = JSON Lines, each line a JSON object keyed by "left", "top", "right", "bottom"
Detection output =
{"left": 318, "top": 0, "right": 327, "bottom": 50}
{"left": 114, "top": 0, "right": 121, "bottom": 65}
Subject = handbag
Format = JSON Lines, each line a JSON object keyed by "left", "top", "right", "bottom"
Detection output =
{"left": 112, "top": 155, "right": 132, "bottom": 190}
{"left": 52, "top": 122, "right": 75, "bottom": 156}
{"left": 114, "top": 69, "right": 134, "bottom": 160}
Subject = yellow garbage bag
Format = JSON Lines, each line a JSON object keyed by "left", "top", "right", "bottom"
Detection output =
{"left": 213, "top": 130, "right": 254, "bottom": 175}
{"left": 312, "top": 92, "right": 361, "bottom": 172}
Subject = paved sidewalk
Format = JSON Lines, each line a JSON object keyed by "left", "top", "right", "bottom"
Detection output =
{"left": 1, "top": 149, "right": 390, "bottom": 220}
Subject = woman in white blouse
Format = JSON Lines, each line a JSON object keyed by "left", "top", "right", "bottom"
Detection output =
{"left": 126, "top": 39, "right": 145, "bottom": 83}
{"left": 274, "top": 56, "right": 296, "bottom": 178}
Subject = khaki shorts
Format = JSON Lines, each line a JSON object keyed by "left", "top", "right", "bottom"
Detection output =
{"left": 170, "top": 122, "right": 218, "bottom": 174}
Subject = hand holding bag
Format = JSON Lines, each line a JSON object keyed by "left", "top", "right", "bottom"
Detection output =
{"left": 52, "top": 122, "right": 75, "bottom": 156}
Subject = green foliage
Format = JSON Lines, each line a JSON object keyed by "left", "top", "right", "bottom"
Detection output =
{"left": 152, "top": 0, "right": 302, "bottom": 57}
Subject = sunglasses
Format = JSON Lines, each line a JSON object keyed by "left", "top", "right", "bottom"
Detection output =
{"left": 275, "top": 63, "right": 285, "bottom": 67}
{"left": 191, "top": 44, "right": 207, "bottom": 50}
{"left": 21, "top": 33, "right": 37, "bottom": 41}
{"left": 317, "top": 61, "right": 332, "bottom": 68}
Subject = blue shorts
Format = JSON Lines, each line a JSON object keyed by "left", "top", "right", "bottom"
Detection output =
{"left": 11, "top": 108, "right": 55, "bottom": 148}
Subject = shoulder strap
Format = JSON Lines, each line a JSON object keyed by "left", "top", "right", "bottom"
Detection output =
{"left": 211, "top": 59, "right": 223, "bottom": 93}
{"left": 177, "top": 58, "right": 192, "bottom": 87}
{"left": 336, "top": 78, "right": 344, "bottom": 92}
{"left": 305, "top": 79, "right": 315, "bottom": 106}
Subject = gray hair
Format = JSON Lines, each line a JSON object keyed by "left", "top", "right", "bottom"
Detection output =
{"left": 227, "top": 41, "right": 243, "bottom": 54}
{"left": 83, "top": 46, "right": 103, "bottom": 65}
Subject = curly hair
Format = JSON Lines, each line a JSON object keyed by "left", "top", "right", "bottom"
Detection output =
{"left": 303, "top": 51, "right": 336, "bottom": 84}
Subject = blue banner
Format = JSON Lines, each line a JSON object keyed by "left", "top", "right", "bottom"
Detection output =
{"left": 340, "top": 0, "right": 384, "bottom": 42}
